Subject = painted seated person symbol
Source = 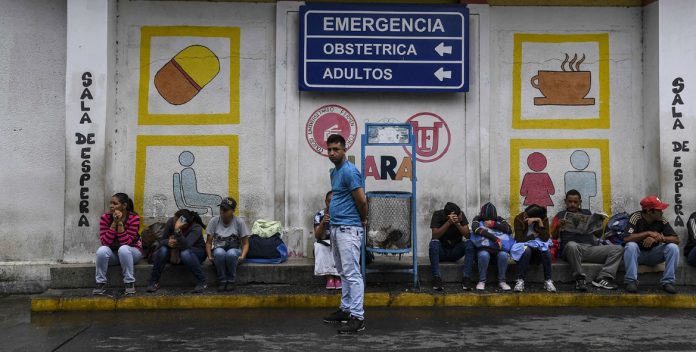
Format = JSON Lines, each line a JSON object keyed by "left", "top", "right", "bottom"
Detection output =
{"left": 564, "top": 150, "right": 596, "bottom": 210}
{"left": 520, "top": 152, "right": 555, "bottom": 207}
{"left": 154, "top": 45, "right": 220, "bottom": 105}
{"left": 173, "top": 151, "right": 223, "bottom": 216}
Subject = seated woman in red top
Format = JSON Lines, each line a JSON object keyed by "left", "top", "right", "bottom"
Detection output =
{"left": 93, "top": 193, "right": 142, "bottom": 296}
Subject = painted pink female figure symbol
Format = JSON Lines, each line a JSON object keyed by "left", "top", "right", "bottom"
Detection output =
{"left": 520, "top": 152, "right": 555, "bottom": 207}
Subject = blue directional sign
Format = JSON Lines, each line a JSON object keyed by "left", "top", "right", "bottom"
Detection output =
{"left": 299, "top": 4, "right": 469, "bottom": 92}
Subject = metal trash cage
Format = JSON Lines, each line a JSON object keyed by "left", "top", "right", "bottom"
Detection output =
{"left": 366, "top": 191, "right": 412, "bottom": 251}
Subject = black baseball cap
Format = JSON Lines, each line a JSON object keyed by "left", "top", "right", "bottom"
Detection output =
{"left": 219, "top": 197, "right": 237, "bottom": 211}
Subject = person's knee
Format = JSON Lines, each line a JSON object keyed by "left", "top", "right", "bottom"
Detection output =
{"left": 117, "top": 245, "right": 131, "bottom": 256}
{"left": 96, "top": 246, "right": 111, "bottom": 257}
{"left": 226, "top": 249, "right": 240, "bottom": 259}
{"left": 609, "top": 244, "right": 623, "bottom": 255}
{"left": 498, "top": 251, "right": 509, "bottom": 260}
{"left": 429, "top": 240, "right": 441, "bottom": 251}
{"left": 564, "top": 242, "right": 579, "bottom": 253}
{"left": 477, "top": 250, "right": 490, "bottom": 260}
{"left": 180, "top": 249, "right": 196, "bottom": 263}
{"left": 665, "top": 243, "right": 679, "bottom": 254}
{"left": 624, "top": 242, "right": 639, "bottom": 253}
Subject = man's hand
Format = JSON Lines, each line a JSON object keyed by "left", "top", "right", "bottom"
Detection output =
{"left": 238, "top": 256, "right": 245, "bottom": 264}
{"left": 207, "top": 254, "right": 214, "bottom": 262}
{"left": 167, "top": 238, "right": 177, "bottom": 248}
{"left": 322, "top": 213, "right": 330, "bottom": 226}
{"left": 558, "top": 219, "right": 568, "bottom": 228}
{"left": 362, "top": 218, "right": 368, "bottom": 229}
{"left": 527, "top": 217, "right": 542, "bottom": 226}
{"left": 643, "top": 236, "right": 657, "bottom": 248}
{"left": 484, "top": 220, "right": 496, "bottom": 228}
{"left": 448, "top": 213, "right": 460, "bottom": 225}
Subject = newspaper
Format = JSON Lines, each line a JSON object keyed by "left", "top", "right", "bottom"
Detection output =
{"left": 561, "top": 212, "right": 606, "bottom": 234}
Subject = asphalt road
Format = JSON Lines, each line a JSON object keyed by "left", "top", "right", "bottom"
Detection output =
{"left": 5, "top": 295, "right": 696, "bottom": 351}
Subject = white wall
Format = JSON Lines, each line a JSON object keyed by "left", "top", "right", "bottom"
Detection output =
{"left": 489, "top": 6, "right": 647, "bottom": 219}
{"left": 0, "top": 0, "right": 66, "bottom": 262}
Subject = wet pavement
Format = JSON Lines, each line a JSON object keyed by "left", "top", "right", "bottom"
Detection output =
{"left": 5, "top": 294, "right": 696, "bottom": 351}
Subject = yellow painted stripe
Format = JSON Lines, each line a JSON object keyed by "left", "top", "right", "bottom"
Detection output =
{"left": 31, "top": 292, "right": 696, "bottom": 312}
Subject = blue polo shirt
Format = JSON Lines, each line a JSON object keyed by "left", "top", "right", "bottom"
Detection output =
{"left": 329, "top": 159, "right": 364, "bottom": 227}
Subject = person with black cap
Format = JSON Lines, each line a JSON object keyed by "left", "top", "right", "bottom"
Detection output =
{"left": 429, "top": 202, "right": 473, "bottom": 291}
{"left": 205, "top": 197, "right": 250, "bottom": 291}
{"left": 623, "top": 195, "right": 680, "bottom": 294}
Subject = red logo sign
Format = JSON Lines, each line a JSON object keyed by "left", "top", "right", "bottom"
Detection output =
{"left": 305, "top": 104, "right": 358, "bottom": 156}
{"left": 403, "top": 112, "right": 451, "bottom": 163}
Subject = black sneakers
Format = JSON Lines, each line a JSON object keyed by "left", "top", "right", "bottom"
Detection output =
{"left": 92, "top": 283, "right": 107, "bottom": 295}
{"left": 146, "top": 282, "right": 160, "bottom": 293}
{"left": 432, "top": 276, "right": 444, "bottom": 291}
{"left": 337, "top": 316, "right": 365, "bottom": 334}
{"left": 192, "top": 283, "right": 207, "bottom": 293}
{"left": 591, "top": 277, "right": 618, "bottom": 290}
{"left": 662, "top": 283, "right": 677, "bottom": 294}
{"left": 124, "top": 282, "right": 136, "bottom": 295}
{"left": 323, "top": 309, "right": 350, "bottom": 324}
{"left": 625, "top": 282, "right": 638, "bottom": 293}
{"left": 575, "top": 275, "right": 588, "bottom": 292}
{"left": 461, "top": 277, "right": 473, "bottom": 291}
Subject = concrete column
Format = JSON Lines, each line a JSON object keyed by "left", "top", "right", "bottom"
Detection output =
{"left": 63, "top": 0, "right": 116, "bottom": 262}
{"left": 658, "top": 0, "right": 696, "bottom": 236}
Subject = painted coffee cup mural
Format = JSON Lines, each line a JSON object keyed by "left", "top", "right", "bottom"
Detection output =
{"left": 530, "top": 53, "right": 595, "bottom": 106}
{"left": 512, "top": 33, "right": 610, "bottom": 129}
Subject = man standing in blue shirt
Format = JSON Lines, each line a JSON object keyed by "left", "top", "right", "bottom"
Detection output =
{"left": 321, "top": 134, "right": 368, "bottom": 334}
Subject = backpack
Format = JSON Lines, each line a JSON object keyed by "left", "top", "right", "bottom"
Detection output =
{"left": 245, "top": 233, "right": 288, "bottom": 264}
{"left": 141, "top": 222, "right": 166, "bottom": 264}
{"left": 603, "top": 212, "right": 629, "bottom": 245}
{"left": 684, "top": 212, "right": 696, "bottom": 257}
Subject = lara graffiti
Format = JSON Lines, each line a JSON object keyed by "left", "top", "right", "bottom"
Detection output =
{"left": 363, "top": 155, "right": 413, "bottom": 180}
{"left": 671, "top": 77, "right": 689, "bottom": 227}
{"left": 76, "top": 72, "right": 95, "bottom": 227}
{"left": 531, "top": 53, "right": 595, "bottom": 106}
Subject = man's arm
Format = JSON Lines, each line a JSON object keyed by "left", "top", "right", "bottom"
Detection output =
{"left": 314, "top": 212, "right": 330, "bottom": 240}
{"left": 351, "top": 187, "right": 368, "bottom": 226}
{"left": 239, "top": 236, "right": 250, "bottom": 262}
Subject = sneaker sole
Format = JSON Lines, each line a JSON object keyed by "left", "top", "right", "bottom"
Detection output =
{"left": 591, "top": 282, "right": 618, "bottom": 290}
{"left": 323, "top": 319, "right": 348, "bottom": 324}
{"left": 337, "top": 326, "right": 365, "bottom": 334}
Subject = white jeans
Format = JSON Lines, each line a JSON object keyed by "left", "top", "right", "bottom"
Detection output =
{"left": 331, "top": 225, "right": 364, "bottom": 320}
{"left": 95, "top": 245, "right": 142, "bottom": 284}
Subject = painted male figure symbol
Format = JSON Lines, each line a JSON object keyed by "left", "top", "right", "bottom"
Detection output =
{"left": 520, "top": 152, "right": 555, "bottom": 207}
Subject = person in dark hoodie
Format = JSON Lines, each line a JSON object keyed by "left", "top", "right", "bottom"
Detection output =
{"left": 146, "top": 209, "right": 207, "bottom": 293}
{"left": 429, "top": 202, "right": 474, "bottom": 291}
{"left": 512, "top": 204, "right": 555, "bottom": 293}
{"left": 470, "top": 203, "right": 513, "bottom": 291}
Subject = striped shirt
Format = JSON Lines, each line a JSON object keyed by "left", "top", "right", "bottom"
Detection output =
{"left": 99, "top": 212, "right": 142, "bottom": 251}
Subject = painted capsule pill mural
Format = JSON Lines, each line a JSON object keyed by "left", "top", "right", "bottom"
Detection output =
{"left": 154, "top": 45, "right": 220, "bottom": 105}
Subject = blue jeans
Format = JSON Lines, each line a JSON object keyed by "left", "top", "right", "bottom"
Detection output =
{"left": 516, "top": 247, "right": 552, "bottom": 281}
{"left": 95, "top": 245, "right": 142, "bottom": 284}
{"left": 687, "top": 247, "right": 696, "bottom": 267}
{"left": 213, "top": 247, "right": 242, "bottom": 283}
{"left": 623, "top": 242, "right": 679, "bottom": 285}
{"left": 477, "top": 250, "right": 509, "bottom": 282}
{"left": 331, "top": 225, "right": 364, "bottom": 320}
{"left": 429, "top": 240, "right": 475, "bottom": 279}
{"left": 150, "top": 246, "right": 206, "bottom": 285}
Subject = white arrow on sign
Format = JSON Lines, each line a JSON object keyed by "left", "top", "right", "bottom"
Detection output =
{"left": 434, "top": 67, "right": 452, "bottom": 82}
{"left": 435, "top": 42, "right": 453, "bottom": 56}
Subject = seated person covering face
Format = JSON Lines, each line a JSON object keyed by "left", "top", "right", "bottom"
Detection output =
{"left": 470, "top": 203, "right": 513, "bottom": 292}
{"left": 428, "top": 202, "right": 474, "bottom": 291}
{"left": 512, "top": 204, "right": 556, "bottom": 293}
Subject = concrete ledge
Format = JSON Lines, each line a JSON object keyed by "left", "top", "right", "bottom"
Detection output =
{"left": 31, "top": 292, "right": 696, "bottom": 312}
{"left": 48, "top": 256, "right": 696, "bottom": 289}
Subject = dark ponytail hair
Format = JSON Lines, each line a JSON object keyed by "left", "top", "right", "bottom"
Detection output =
{"left": 113, "top": 193, "right": 136, "bottom": 214}
{"left": 174, "top": 209, "right": 204, "bottom": 228}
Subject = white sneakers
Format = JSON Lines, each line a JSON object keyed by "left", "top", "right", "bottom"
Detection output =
{"left": 544, "top": 280, "right": 557, "bottom": 293}
{"left": 477, "top": 279, "right": 554, "bottom": 292}
{"left": 476, "top": 281, "right": 486, "bottom": 291}
{"left": 498, "top": 281, "right": 511, "bottom": 291}
{"left": 513, "top": 279, "right": 525, "bottom": 292}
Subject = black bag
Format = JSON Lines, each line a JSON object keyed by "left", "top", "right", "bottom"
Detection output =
{"left": 247, "top": 234, "right": 284, "bottom": 259}
{"left": 684, "top": 212, "right": 696, "bottom": 257}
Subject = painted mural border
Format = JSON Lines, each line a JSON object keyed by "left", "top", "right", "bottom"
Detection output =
{"left": 512, "top": 33, "right": 610, "bottom": 130}
{"left": 509, "top": 138, "right": 612, "bottom": 216}
{"left": 133, "top": 134, "right": 239, "bottom": 223}
{"left": 138, "top": 26, "right": 241, "bottom": 125}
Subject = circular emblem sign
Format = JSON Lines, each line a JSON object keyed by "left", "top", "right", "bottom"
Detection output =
{"left": 305, "top": 104, "right": 358, "bottom": 156}
{"left": 403, "top": 112, "right": 451, "bottom": 163}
